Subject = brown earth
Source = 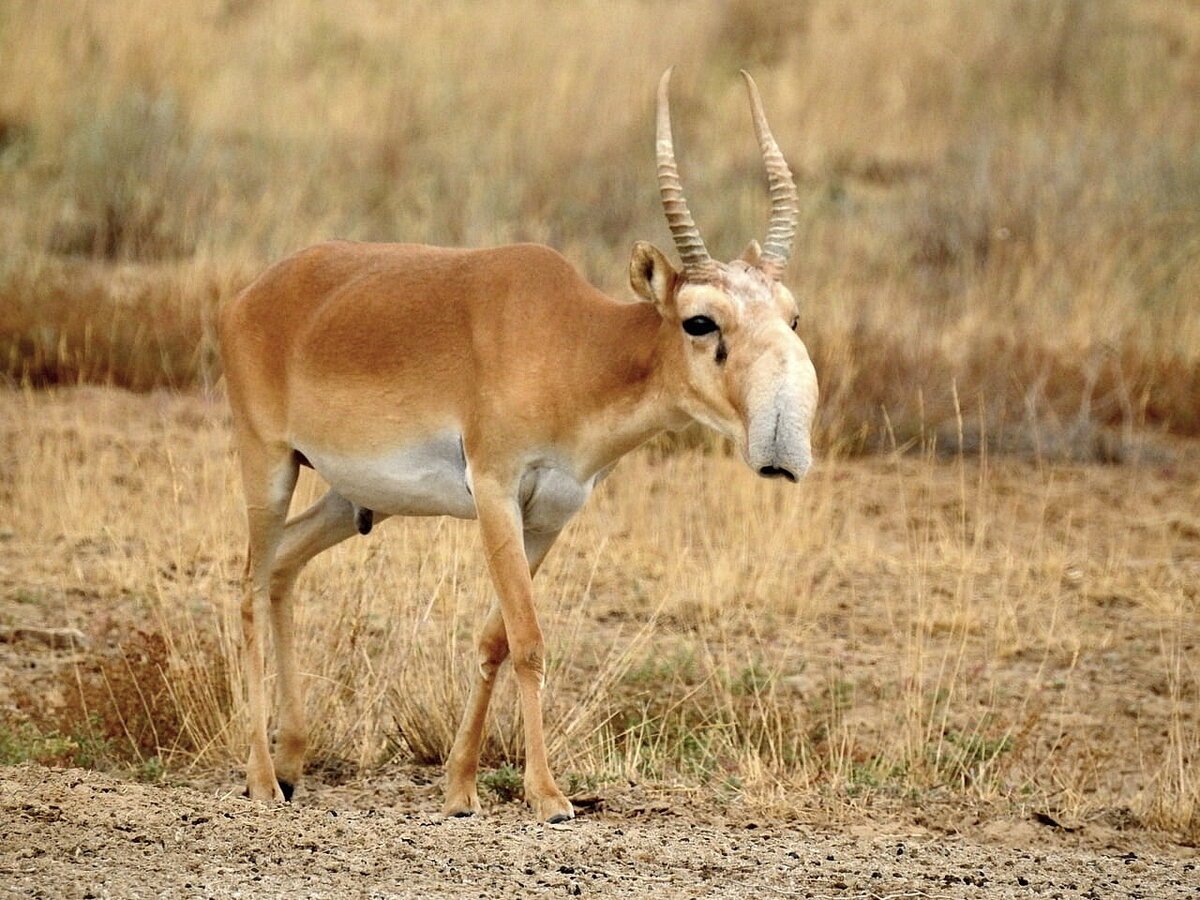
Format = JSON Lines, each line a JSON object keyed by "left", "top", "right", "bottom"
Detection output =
{"left": 2, "top": 764, "right": 1198, "bottom": 899}
{"left": 1, "top": 388, "right": 1199, "bottom": 896}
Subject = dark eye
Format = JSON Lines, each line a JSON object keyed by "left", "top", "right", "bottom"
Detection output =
{"left": 790, "top": 316, "right": 799, "bottom": 331}
{"left": 682, "top": 316, "right": 719, "bottom": 337}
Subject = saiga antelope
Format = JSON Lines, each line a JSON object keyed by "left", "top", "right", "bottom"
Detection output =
{"left": 219, "top": 70, "right": 817, "bottom": 823}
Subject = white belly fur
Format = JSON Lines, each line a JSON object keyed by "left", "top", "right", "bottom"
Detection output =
{"left": 297, "top": 433, "right": 475, "bottom": 518}
{"left": 296, "top": 434, "right": 594, "bottom": 532}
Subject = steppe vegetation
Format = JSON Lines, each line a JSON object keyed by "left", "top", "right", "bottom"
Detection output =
{"left": 3, "top": 0, "right": 1198, "bottom": 448}
{"left": 1, "top": 0, "right": 1198, "bottom": 845}
{"left": 4, "top": 388, "right": 1198, "bottom": 842}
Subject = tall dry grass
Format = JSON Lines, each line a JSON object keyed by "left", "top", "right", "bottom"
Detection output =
{"left": 1, "top": 0, "right": 1198, "bottom": 450}
{"left": 1, "top": 388, "right": 1196, "bottom": 839}
{"left": 1, "top": 0, "right": 1197, "bottom": 843}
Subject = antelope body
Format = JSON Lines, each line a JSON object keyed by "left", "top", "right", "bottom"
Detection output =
{"left": 220, "top": 71, "right": 817, "bottom": 823}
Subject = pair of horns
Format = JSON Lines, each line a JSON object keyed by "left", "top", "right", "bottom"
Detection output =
{"left": 656, "top": 68, "right": 799, "bottom": 281}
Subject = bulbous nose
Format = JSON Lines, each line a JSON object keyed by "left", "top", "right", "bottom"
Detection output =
{"left": 758, "top": 465, "right": 797, "bottom": 482}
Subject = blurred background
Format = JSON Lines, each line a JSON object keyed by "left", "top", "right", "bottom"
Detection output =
{"left": 2, "top": 2, "right": 1199, "bottom": 840}
{"left": 2, "top": 0, "right": 1198, "bottom": 457}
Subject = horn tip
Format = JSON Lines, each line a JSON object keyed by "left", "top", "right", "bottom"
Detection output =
{"left": 741, "top": 69, "right": 762, "bottom": 99}
{"left": 657, "top": 68, "right": 674, "bottom": 104}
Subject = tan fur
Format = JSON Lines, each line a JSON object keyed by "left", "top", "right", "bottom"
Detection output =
{"left": 219, "top": 74, "right": 817, "bottom": 824}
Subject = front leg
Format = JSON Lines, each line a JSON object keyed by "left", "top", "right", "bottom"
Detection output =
{"left": 469, "top": 479, "right": 574, "bottom": 823}
{"left": 443, "top": 529, "right": 561, "bottom": 817}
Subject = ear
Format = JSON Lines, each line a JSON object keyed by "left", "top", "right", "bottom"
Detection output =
{"left": 739, "top": 239, "right": 763, "bottom": 267}
{"left": 629, "top": 241, "right": 677, "bottom": 310}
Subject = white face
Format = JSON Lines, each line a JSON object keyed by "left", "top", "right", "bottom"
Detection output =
{"left": 671, "top": 262, "right": 818, "bottom": 481}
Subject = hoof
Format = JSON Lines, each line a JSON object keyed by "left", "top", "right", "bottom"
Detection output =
{"left": 277, "top": 779, "right": 295, "bottom": 802}
{"left": 442, "top": 792, "right": 482, "bottom": 819}
{"left": 244, "top": 776, "right": 285, "bottom": 804}
{"left": 531, "top": 793, "right": 575, "bottom": 824}
{"left": 244, "top": 789, "right": 285, "bottom": 804}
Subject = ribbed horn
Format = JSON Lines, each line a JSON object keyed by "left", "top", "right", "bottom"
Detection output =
{"left": 656, "top": 68, "right": 718, "bottom": 281}
{"left": 740, "top": 70, "right": 799, "bottom": 278}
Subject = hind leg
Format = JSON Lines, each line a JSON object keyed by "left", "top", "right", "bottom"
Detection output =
{"left": 268, "top": 489, "right": 369, "bottom": 798}
{"left": 238, "top": 441, "right": 299, "bottom": 802}
{"left": 442, "top": 601, "right": 508, "bottom": 817}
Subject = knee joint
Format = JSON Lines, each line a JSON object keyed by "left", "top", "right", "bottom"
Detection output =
{"left": 269, "top": 567, "right": 298, "bottom": 601}
{"left": 511, "top": 641, "right": 546, "bottom": 679}
{"left": 476, "top": 635, "right": 508, "bottom": 682}
{"left": 478, "top": 632, "right": 509, "bottom": 664}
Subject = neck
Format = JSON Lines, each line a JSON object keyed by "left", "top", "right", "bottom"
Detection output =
{"left": 561, "top": 296, "right": 687, "bottom": 476}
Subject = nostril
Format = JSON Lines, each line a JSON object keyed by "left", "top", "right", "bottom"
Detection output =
{"left": 758, "top": 465, "right": 797, "bottom": 482}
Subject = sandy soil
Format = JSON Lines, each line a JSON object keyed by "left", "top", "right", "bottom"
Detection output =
{"left": 2, "top": 765, "right": 1197, "bottom": 899}
{"left": 2, "top": 389, "right": 1199, "bottom": 896}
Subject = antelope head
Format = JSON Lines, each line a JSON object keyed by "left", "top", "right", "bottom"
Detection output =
{"left": 630, "top": 69, "right": 818, "bottom": 482}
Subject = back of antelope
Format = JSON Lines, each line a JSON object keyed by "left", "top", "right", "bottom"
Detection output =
{"left": 219, "top": 69, "right": 818, "bottom": 823}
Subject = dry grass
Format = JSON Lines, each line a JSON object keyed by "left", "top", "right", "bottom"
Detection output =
{"left": 1, "top": 0, "right": 1198, "bottom": 846}
{"left": 1, "top": 388, "right": 1196, "bottom": 841}
{"left": 1, "top": 1, "right": 1199, "bottom": 449}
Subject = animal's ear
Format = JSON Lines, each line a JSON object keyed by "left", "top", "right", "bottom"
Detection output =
{"left": 739, "top": 239, "right": 763, "bottom": 267}
{"left": 629, "top": 241, "right": 678, "bottom": 310}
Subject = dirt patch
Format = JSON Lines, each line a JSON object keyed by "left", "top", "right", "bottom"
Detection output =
{"left": 2, "top": 765, "right": 1197, "bottom": 899}
{"left": 2, "top": 387, "right": 1200, "bottom": 848}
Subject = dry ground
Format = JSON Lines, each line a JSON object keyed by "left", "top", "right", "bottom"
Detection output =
{"left": 1, "top": 387, "right": 1198, "bottom": 897}
{"left": 2, "top": 765, "right": 1199, "bottom": 899}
